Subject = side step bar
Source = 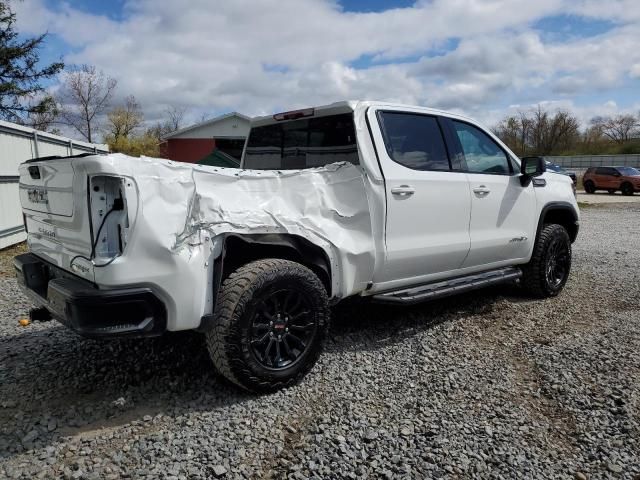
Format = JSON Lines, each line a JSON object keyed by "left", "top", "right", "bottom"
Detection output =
{"left": 372, "top": 267, "right": 522, "bottom": 305}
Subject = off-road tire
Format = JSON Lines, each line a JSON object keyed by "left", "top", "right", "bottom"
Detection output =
{"left": 205, "top": 259, "right": 329, "bottom": 393}
{"left": 621, "top": 182, "right": 634, "bottom": 196}
{"left": 522, "top": 224, "right": 572, "bottom": 298}
{"left": 584, "top": 181, "right": 595, "bottom": 194}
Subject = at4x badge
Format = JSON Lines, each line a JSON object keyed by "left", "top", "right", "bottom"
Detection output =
{"left": 509, "top": 236, "right": 528, "bottom": 243}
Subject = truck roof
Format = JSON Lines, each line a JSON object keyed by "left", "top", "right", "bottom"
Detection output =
{"left": 250, "top": 100, "right": 479, "bottom": 127}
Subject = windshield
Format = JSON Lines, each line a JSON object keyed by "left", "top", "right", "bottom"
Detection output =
{"left": 243, "top": 113, "right": 359, "bottom": 170}
{"left": 616, "top": 167, "right": 640, "bottom": 176}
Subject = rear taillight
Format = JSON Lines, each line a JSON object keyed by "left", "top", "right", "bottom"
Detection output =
{"left": 89, "top": 176, "right": 129, "bottom": 260}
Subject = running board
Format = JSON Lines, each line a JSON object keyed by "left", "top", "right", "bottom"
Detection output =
{"left": 372, "top": 267, "right": 522, "bottom": 305}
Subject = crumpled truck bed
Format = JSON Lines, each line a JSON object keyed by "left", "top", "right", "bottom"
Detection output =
{"left": 80, "top": 154, "right": 375, "bottom": 324}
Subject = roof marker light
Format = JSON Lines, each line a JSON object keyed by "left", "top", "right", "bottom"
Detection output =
{"left": 273, "top": 108, "right": 314, "bottom": 121}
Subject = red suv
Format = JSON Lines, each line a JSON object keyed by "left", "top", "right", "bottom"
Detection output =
{"left": 583, "top": 166, "right": 640, "bottom": 196}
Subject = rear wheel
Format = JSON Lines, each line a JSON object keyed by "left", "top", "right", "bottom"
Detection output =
{"left": 584, "top": 180, "right": 595, "bottom": 194}
{"left": 621, "top": 182, "right": 634, "bottom": 196}
{"left": 205, "top": 259, "right": 329, "bottom": 393}
{"left": 522, "top": 224, "right": 572, "bottom": 298}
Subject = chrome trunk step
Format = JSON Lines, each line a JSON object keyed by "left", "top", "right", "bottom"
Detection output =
{"left": 372, "top": 267, "right": 522, "bottom": 305}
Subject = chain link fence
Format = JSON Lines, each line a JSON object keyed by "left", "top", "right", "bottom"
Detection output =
{"left": 544, "top": 155, "right": 640, "bottom": 169}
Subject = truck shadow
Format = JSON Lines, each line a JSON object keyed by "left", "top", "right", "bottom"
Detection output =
{"left": 0, "top": 284, "right": 522, "bottom": 461}
{"left": 328, "top": 284, "right": 524, "bottom": 352}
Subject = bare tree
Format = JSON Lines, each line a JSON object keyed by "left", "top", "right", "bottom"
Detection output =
{"left": 590, "top": 114, "right": 639, "bottom": 144}
{"left": 58, "top": 65, "right": 117, "bottom": 142}
{"left": 493, "top": 112, "right": 535, "bottom": 156}
{"left": 165, "top": 105, "right": 186, "bottom": 132}
{"left": 493, "top": 115, "right": 521, "bottom": 153}
{"left": 494, "top": 105, "right": 580, "bottom": 155}
{"left": 107, "top": 95, "right": 143, "bottom": 140}
{"left": 145, "top": 106, "right": 189, "bottom": 142}
{"left": 529, "top": 105, "right": 548, "bottom": 154}
{"left": 545, "top": 110, "right": 580, "bottom": 153}
{"left": 518, "top": 111, "right": 533, "bottom": 156}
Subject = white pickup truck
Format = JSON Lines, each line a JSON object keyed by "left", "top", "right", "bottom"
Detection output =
{"left": 15, "top": 101, "right": 579, "bottom": 392}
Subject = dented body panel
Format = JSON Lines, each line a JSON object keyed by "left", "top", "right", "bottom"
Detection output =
{"left": 20, "top": 154, "right": 375, "bottom": 331}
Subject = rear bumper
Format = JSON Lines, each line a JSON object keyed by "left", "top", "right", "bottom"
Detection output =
{"left": 13, "top": 253, "right": 167, "bottom": 338}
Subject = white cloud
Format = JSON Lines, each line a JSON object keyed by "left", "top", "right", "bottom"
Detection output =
{"left": 12, "top": 0, "right": 640, "bottom": 132}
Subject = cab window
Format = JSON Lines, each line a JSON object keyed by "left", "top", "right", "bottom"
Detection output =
{"left": 377, "top": 112, "right": 450, "bottom": 171}
{"left": 451, "top": 121, "right": 511, "bottom": 175}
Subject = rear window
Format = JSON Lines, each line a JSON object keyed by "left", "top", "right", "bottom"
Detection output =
{"left": 243, "top": 113, "right": 359, "bottom": 170}
{"left": 616, "top": 167, "right": 640, "bottom": 176}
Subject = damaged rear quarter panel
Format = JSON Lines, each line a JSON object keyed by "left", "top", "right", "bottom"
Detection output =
{"left": 81, "top": 154, "right": 375, "bottom": 330}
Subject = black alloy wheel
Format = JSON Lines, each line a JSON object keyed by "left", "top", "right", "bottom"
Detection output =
{"left": 522, "top": 224, "right": 572, "bottom": 298}
{"left": 545, "top": 236, "right": 570, "bottom": 289}
{"left": 249, "top": 288, "right": 316, "bottom": 370}
{"left": 206, "top": 258, "right": 329, "bottom": 393}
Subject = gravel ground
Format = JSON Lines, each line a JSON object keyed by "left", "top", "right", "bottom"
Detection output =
{"left": 1, "top": 205, "right": 639, "bottom": 479}
{"left": 577, "top": 192, "right": 640, "bottom": 205}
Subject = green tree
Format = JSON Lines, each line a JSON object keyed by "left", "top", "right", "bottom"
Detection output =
{"left": 106, "top": 131, "right": 160, "bottom": 157}
{"left": 0, "top": 1, "right": 64, "bottom": 124}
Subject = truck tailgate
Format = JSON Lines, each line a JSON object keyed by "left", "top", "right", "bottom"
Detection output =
{"left": 18, "top": 159, "right": 95, "bottom": 281}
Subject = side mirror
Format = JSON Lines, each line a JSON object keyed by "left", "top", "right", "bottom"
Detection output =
{"left": 521, "top": 156, "right": 546, "bottom": 176}
{"left": 520, "top": 156, "right": 546, "bottom": 186}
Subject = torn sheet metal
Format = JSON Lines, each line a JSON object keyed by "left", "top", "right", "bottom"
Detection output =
{"left": 74, "top": 153, "right": 374, "bottom": 329}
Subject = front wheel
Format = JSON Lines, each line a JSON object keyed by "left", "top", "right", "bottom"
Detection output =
{"left": 621, "top": 182, "right": 634, "bottom": 196}
{"left": 522, "top": 224, "right": 572, "bottom": 298}
{"left": 205, "top": 259, "right": 330, "bottom": 393}
{"left": 584, "top": 181, "right": 595, "bottom": 194}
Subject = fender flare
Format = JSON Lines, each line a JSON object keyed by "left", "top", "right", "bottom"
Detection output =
{"left": 197, "top": 233, "right": 333, "bottom": 332}
{"left": 536, "top": 201, "right": 579, "bottom": 243}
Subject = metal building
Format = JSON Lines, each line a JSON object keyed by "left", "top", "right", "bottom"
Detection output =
{"left": 0, "top": 120, "right": 109, "bottom": 249}
{"left": 160, "top": 112, "right": 250, "bottom": 166}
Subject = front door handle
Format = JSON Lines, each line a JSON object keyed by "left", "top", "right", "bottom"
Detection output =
{"left": 473, "top": 185, "right": 491, "bottom": 196}
{"left": 391, "top": 185, "right": 415, "bottom": 196}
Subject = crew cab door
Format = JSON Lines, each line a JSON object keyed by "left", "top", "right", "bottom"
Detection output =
{"left": 367, "top": 109, "right": 471, "bottom": 284}
{"left": 441, "top": 118, "right": 536, "bottom": 267}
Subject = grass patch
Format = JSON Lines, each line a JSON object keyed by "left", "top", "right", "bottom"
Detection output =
{"left": 0, "top": 241, "right": 27, "bottom": 277}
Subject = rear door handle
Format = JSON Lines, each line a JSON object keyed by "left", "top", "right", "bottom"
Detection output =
{"left": 473, "top": 185, "right": 491, "bottom": 196}
{"left": 391, "top": 185, "right": 415, "bottom": 196}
